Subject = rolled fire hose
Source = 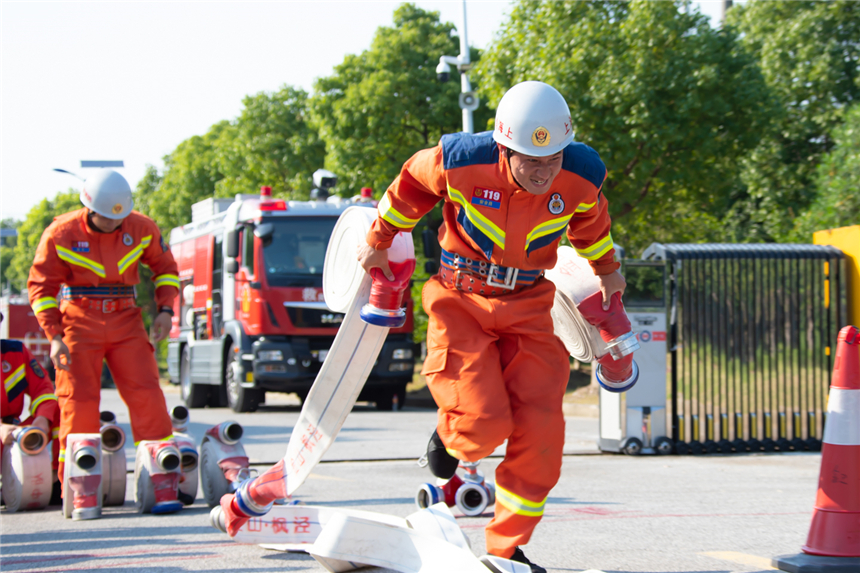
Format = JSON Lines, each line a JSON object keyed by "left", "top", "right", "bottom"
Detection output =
{"left": 545, "top": 246, "right": 640, "bottom": 392}
{"left": 284, "top": 206, "right": 415, "bottom": 495}
{"left": 1, "top": 427, "right": 52, "bottom": 512}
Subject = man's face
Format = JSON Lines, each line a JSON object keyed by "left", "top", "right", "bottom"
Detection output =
{"left": 89, "top": 212, "right": 124, "bottom": 233}
{"left": 508, "top": 150, "right": 564, "bottom": 195}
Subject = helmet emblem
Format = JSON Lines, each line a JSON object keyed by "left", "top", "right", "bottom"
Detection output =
{"left": 112, "top": 203, "right": 124, "bottom": 215}
{"left": 123, "top": 233, "right": 133, "bottom": 246}
{"left": 1, "top": 361, "right": 10, "bottom": 373}
{"left": 532, "top": 127, "right": 551, "bottom": 147}
{"left": 548, "top": 193, "right": 565, "bottom": 215}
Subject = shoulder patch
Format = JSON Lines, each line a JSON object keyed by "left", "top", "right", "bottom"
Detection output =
{"left": 30, "top": 359, "right": 46, "bottom": 379}
{"left": 1, "top": 339, "right": 24, "bottom": 354}
{"left": 561, "top": 142, "right": 607, "bottom": 190}
{"left": 441, "top": 131, "right": 499, "bottom": 171}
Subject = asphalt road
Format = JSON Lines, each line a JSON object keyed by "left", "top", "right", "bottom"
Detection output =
{"left": 0, "top": 386, "right": 822, "bottom": 573}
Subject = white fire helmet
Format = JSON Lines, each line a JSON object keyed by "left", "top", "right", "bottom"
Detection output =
{"left": 80, "top": 169, "right": 134, "bottom": 220}
{"left": 492, "top": 81, "right": 575, "bottom": 157}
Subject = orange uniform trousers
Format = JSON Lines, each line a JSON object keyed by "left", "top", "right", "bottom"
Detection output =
{"left": 421, "top": 276, "right": 569, "bottom": 558}
{"left": 56, "top": 302, "right": 172, "bottom": 484}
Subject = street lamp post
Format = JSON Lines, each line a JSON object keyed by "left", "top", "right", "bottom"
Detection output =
{"left": 435, "top": 0, "right": 479, "bottom": 133}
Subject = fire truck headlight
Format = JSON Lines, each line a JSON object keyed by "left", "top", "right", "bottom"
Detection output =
{"left": 258, "top": 350, "right": 284, "bottom": 362}
{"left": 392, "top": 349, "right": 413, "bottom": 360}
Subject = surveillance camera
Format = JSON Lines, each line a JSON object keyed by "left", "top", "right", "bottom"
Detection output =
{"left": 436, "top": 59, "right": 451, "bottom": 82}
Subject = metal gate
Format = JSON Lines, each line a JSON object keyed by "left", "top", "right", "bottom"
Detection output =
{"left": 640, "top": 243, "right": 847, "bottom": 454}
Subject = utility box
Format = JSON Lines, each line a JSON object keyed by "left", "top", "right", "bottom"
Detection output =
{"left": 602, "top": 243, "right": 847, "bottom": 455}
{"left": 600, "top": 260, "right": 671, "bottom": 455}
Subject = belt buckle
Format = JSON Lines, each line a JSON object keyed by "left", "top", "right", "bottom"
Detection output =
{"left": 102, "top": 299, "right": 117, "bottom": 313}
{"left": 486, "top": 264, "right": 518, "bottom": 290}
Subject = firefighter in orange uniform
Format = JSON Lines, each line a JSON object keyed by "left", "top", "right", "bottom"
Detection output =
{"left": 359, "top": 81, "right": 626, "bottom": 572}
{"left": 27, "top": 169, "right": 180, "bottom": 507}
{"left": 1, "top": 312, "right": 61, "bottom": 504}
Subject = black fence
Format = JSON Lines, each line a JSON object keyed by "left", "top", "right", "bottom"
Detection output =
{"left": 641, "top": 243, "right": 847, "bottom": 454}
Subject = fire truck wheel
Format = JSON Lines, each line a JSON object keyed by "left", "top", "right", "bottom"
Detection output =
{"left": 374, "top": 383, "right": 407, "bottom": 411}
{"left": 180, "top": 345, "right": 210, "bottom": 409}
{"left": 225, "top": 347, "right": 261, "bottom": 413}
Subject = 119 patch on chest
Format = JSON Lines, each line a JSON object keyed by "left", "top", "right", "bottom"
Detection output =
{"left": 72, "top": 241, "right": 90, "bottom": 253}
{"left": 471, "top": 187, "right": 502, "bottom": 210}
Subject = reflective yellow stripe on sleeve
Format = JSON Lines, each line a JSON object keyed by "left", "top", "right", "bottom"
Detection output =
{"left": 495, "top": 483, "right": 546, "bottom": 517}
{"left": 575, "top": 201, "right": 596, "bottom": 213}
{"left": 575, "top": 233, "right": 614, "bottom": 261}
{"left": 30, "top": 393, "right": 58, "bottom": 415}
{"left": 52, "top": 428, "right": 60, "bottom": 439}
{"left": 4, "top": 364, "right": 25, "bottom": 393}
{"left": 378, "top": 194, "right": 421, "bottom": 230}
{"left": 153, "top": 274, "right": 180, "bottom": 289}
{"left": 55, "top": 245, "right": 106, "bottom": 277}
{"left": 58, "top": 449, "right": 65, "bottom": 463}
{"left": 32, "top": 296, "right": 59, "bottom": 313}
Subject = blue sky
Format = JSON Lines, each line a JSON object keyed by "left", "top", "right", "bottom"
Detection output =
{"left": 0, "top": 1, "right": 727, "bottom": 222}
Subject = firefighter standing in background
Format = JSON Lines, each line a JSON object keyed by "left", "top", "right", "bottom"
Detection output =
{"left": 359, "top": 81, "right": 626, "bottom": 572}
{"left": 1, "top": 311, "right": 61, "bottom": 504}
{"left": 27, "top": 169, "right": 180, "bottom": 507}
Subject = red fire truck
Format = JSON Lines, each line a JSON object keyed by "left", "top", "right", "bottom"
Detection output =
{"left": 166, "top": 188, "right": 415, "bottom": 413}
{"left": 1, "top": 294, "right": 51, "bottom": 370}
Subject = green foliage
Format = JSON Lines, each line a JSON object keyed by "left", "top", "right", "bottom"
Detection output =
{"left": 310, "top": 3, "right": 494, "bottom": 197}
{"left": 7, "top": 190, "right": 81, "bottom": 292}
{"left": 214, "top": 87, "right": 325, "bottom": 199}
{"left": 727, "top": 0, "right": 860, "bottom": 241}
{"left": 793, "top": 103, "right": 860, "bottom": 238}
{"left": 477, "top": 0, "right": 775, "bottom": 255}
{"left": 141, "top": 86, "right": 323, "bottom": 234}
{"left": 1, "top": 218, "right": 21, "bottom": 293}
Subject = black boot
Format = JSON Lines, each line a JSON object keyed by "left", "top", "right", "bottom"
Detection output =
{"left": 509, "top": 547, "right": 546, "bottom": 573}
{"left": 426, "top": 430, "right": 459, "bottom": 479}
{"left": 50, "top": 480, "right": 62, "bottom": 506}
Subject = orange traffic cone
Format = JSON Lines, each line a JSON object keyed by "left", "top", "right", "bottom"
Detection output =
{"left": 774, "top": 325, "right": 860, "bottom": 572}
{"left": 803, "top": 325, "right": 860, "bottom": 557}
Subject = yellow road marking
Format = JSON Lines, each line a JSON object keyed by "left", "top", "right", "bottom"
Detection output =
{"left": 700, "top": 551, "right": 776, "bottom": 570}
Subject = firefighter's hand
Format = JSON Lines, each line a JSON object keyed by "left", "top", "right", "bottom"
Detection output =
{"left": 357, "top": 244, "right": 394, "bottom": 281}
{"left": 1, "top": 423, "right": 16, "bottom": 448}
{"left": 151, "top": 311, "right": 172, "bottom": 343}
{"left": 597, "top": 270, "right": 627, "bottom": 310}
{"left": 31, "top": 416, "right": 51, "bottom": 436}
{"left": 50, "top": 336, "right": 71, "bottom": 372}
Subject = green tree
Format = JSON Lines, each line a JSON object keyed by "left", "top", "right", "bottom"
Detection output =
{"left": 476, "top": 0, "right": 776, "bottom": 254}
{"left": 1, "top": 218, "right": 21, "bottom": 293}
{"left": 793, "top": 103, "right": 860, "bottom": 238}
{"left": 7, "top": 190, "right": 81, "bottom": 292}
{"left": 143, "top": 121, "right": 229, "bottom": 234}
{"left": 310, "top": 3, "right": 494, "bottom": 197}
{"left": 142, "top": 85, "right": 323, "bottom": 235}
{"left": 727, "top": 0, "right": 860, "bottom": 241}
{"left": 215, "top": 86, "right": 324, "bottom": 199}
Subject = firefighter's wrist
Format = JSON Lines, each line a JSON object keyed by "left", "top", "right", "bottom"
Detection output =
{"left": 158, "top": 306, "right": 174, "bottom": 317}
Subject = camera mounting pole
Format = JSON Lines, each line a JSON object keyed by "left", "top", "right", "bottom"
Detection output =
{"left": 436, "top": 0, "right": 478, "bottom": 133}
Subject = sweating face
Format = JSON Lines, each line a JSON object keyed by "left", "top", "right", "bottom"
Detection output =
{"left": 508, "top": 150, "right": 564, "bottom": 195}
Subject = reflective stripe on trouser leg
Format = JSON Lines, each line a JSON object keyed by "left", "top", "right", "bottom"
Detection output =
{"left": 422, "top": 276, "right": 568, "bottom": 557}
{"left": 105, "top": 306, "right": 173, "bottom": 445}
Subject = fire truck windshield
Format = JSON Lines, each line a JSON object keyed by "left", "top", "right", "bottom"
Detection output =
{"left": 261, "top": 216, "right": 339, "bottom": 287}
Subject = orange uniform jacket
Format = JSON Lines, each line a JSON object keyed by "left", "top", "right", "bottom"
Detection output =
{"left": 1, "top": 340, "right": 58, "bottom": 426}
{"left": 27, "top": 208, "right": 180, "bottom": 340}
{"left": 367, "top": 131, "right": 619, "bottom": 275}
